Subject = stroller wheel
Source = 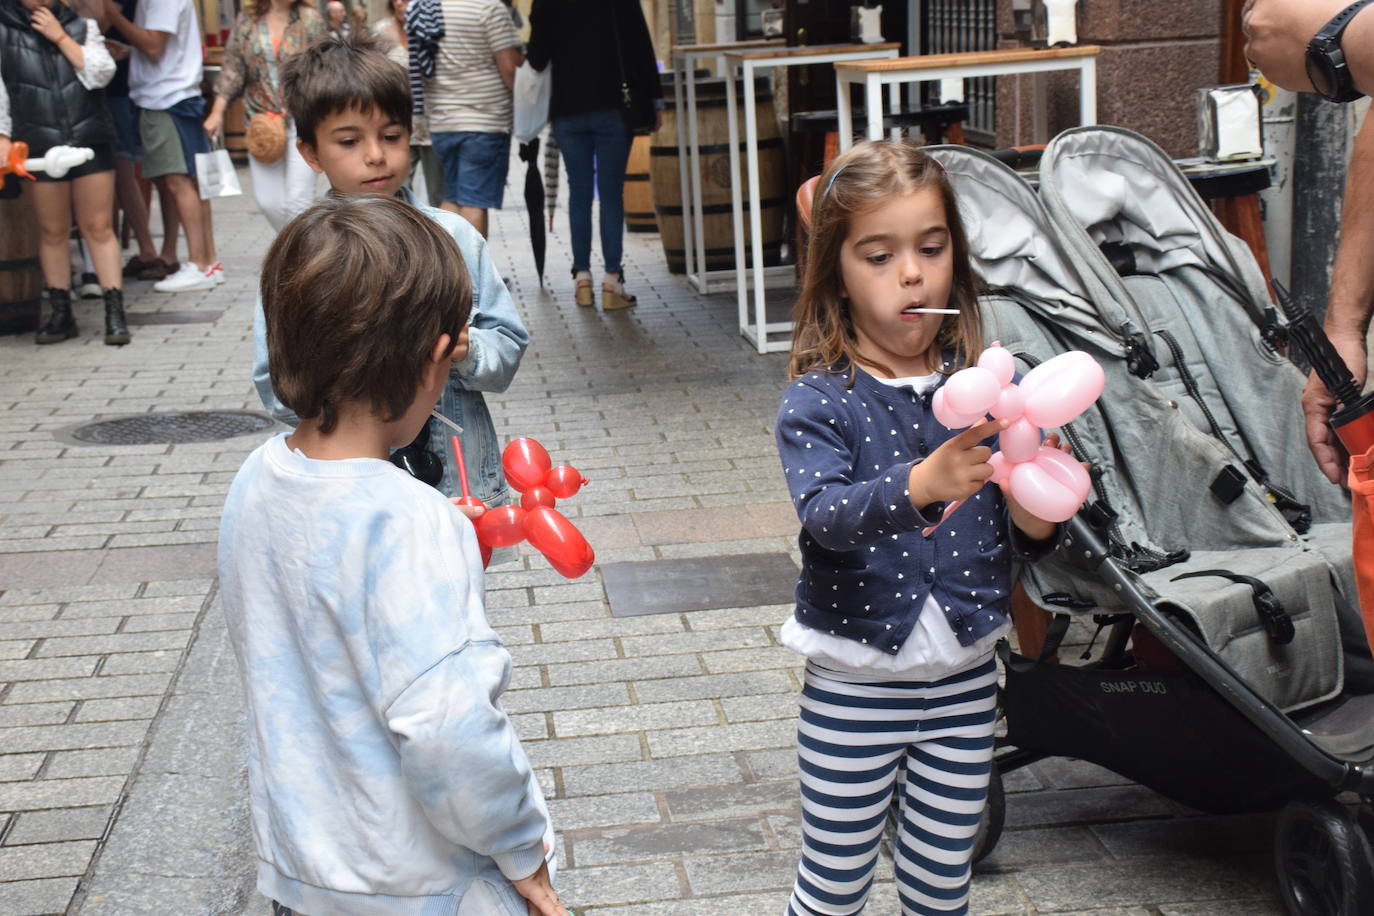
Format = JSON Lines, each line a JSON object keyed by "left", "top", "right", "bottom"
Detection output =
{"left": 1275, "top": 799, "right": 1374, "bottom": 916}
{"left": 972, "top": 759, "right": 1006, "bottom": 865}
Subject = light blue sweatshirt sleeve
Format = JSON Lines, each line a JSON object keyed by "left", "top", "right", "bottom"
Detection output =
{"left": 251, "top": 292, "right": 299, "bottom": 426}
{"left": 423, "top": 205, "right": 530, "bottom": 393}
{"left": 386, "top": 642, "right": 548, "bottom": 881}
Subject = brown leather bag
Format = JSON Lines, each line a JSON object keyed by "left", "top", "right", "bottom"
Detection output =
{"left": 246, "top": 112, "right": 286, "bottom": 164}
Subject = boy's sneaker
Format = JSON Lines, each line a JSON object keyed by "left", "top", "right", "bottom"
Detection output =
{"left": 77, "top": 272, "right": 102, "bottom": 299}
{"left": 207, "top": 262, "right": 225, "bottom": 286}
{"left": 153, "top": 262, "right": 216, "bottom": 293}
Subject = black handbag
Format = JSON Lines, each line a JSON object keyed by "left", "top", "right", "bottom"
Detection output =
{"left": 609, "top": 3, "right": 655, "bottom": 134}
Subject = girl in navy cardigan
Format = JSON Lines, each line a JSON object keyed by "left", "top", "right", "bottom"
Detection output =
{"left": 776, "top": 140, "right": 1062, "bottom": 916}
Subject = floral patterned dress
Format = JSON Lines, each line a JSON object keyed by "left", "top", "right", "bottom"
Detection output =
{"left": 214, "top": 5, "right": 326, "bottom": 120}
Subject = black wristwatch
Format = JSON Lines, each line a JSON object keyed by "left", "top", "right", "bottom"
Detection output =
{"left": 1307, "top": 0, "right": 1374, "bottom": 102}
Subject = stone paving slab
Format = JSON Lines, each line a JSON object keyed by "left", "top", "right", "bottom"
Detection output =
{"left": 0, "top": 156, "right": 1311, "bottom": 916}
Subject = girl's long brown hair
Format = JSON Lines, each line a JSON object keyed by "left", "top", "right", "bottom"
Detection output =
{"left": 788, "top": 140, "right": 983, "bottom": 382}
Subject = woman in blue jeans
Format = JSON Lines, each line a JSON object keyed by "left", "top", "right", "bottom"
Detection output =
{"left": 527, "top": 0, "right": 660, "bottom": 311}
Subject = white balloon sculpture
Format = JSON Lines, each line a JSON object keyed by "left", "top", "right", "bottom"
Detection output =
{"left": 24, "top": 146, "right": 95, "bottom": 179}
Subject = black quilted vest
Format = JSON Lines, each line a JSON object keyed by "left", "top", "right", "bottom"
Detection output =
{"left": 0, "top": 1, "right": 114, "bottom": 156}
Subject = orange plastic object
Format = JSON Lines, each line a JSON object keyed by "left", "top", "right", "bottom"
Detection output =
{"left": 1351, "top": 446, "right": 1374, "bottom": 657}
{"left": 0, "top": 141, "right": 34, "bottom": 180}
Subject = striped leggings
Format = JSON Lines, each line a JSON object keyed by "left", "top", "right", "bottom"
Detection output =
{"left": 786, "top": 657, "right": 998, "bottom": 916}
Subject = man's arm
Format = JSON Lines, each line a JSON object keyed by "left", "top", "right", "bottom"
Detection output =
{"left": 1245, "top": 0, "right": 1374, "bottom": 96}
{"left": 494, "top": 46, "right": 522, "bottom": 89}
{"left": 102, "top": 0, "right": 169, "bottom": 60}
{"left": 482, "top": 2, "right": 523, "bottom": 89}
{"left": 1303, "top": 114, "right": 1374, "bottom": 483}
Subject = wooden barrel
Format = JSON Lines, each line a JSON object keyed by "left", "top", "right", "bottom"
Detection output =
{"left": 0, "top": 188, "right": 42, "bottom": 336}
{"left": 624, "top": 135, "right": 656, "bottom": 232}
{"left": 650, "top": 77, "right": 784, "bottom": 274}
{"left": 224, "top": 97, "right": 249, "bottom": 166}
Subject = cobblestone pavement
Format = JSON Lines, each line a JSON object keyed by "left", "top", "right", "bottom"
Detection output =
{"left": 0, "top": 167, "right": 1285, "bottom": 915}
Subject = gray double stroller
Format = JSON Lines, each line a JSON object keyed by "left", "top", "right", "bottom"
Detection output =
{"left": 924, "top": 127, "right": 1374, "bottom": 915}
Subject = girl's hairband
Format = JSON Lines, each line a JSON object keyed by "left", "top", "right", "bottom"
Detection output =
{"left": 820, "top": 155, "right": 946, "bottom": 199}
{"left": 822, "top": 165, "right": 846, "bottom": 198}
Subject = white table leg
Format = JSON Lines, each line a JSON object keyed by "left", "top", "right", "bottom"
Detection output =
{"left": 836, "top": 73, "right": 854, "bottom": 153}
{"left": 744, "top": 63, "right": 767, "bottom": 355}
{"left": 866, "top": 73, "right": 883, "bottom": 141}
{"left": 726, "top": 63, "right": 748, "bottom": 342}
{"left": 673, "top": 59, "right": 694, "bottom": 290}
{"left": 1080, "top": 58, "right": 1098, "bottom": 125}
{"left": 687, "top": 55, "right": 708, "bottom": 291}
{"left": 1032, "top": 72, "right": 1048, "bottom": 144}
{"left": 887, "top": 78, "right": 900, "bottom": 141}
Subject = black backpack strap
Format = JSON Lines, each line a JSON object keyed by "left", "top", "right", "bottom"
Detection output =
{"left": 1171, "top": 569, "right": 1295, "bottom": 645}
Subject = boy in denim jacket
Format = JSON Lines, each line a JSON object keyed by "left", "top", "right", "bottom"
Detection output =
{"left": 250, "top": 32, "right": 527, "bottom": 507}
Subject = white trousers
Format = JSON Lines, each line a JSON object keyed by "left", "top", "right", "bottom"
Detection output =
{"left": 247, "top": 120, "right": 317, "bottom": 232}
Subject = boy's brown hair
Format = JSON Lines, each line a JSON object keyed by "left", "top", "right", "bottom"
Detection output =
{"left": 281, "top": 31, "right": 412, "bottom": 146}
{"left": 262, "top": 195, "right": 471, "bottom": 434}
{"left": 789, "top": 139, "right": 984, "bottom": 382}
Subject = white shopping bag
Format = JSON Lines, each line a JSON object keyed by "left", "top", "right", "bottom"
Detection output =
{"left": 195, "top": 143, "right": 243, "bottom": 200}
{"left": 513, "top": 62, "right": 552, "bottom": 144}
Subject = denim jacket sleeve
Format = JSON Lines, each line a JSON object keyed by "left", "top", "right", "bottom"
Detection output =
{"left": 251, "top": 292, "right": 300, "bottom": 426}
{"left": 423, "top": 205, "right": 530, "bottom": 393}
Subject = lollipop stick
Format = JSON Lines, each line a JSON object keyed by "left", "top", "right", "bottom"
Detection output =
{"left": 429, "top": 410, "right": 464, "bottom": 437}
{"left": 450, "top": 435, "right": 471, "bottom": 500}
{"left": 921, "top": 498, "right": 964, "bottom": 537}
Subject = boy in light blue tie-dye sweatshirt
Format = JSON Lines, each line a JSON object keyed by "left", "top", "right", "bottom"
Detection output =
{"left": 219, "top": 196, "right": 566, "bottom": 916}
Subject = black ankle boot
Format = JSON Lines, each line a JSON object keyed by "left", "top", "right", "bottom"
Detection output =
{"left": 35, "top": 288, "right": 77, "bottom": 344}
{"left": 103, "top": 288, "right": 131, "bottom": 346}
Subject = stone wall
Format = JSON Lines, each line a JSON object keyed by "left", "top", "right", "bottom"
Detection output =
{"left": 994, "top": 0, "right": 1223, "bottom": 156}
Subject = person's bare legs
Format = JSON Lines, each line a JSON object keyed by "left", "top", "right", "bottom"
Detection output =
{"left": 28, "top": 180, "right": 76, "bottom": 289}
{"left": 160, "top": 173, "right": 209, "bottom": 268}
{"left": 28, "top": 180, "right": 80, "bottom": 341}
{"left": 154, "top": 176, "right": 180, "bottom": 266}
{"left": 73, "top": 170, "right": 130, "bottom": 343}
{"left": 451, "top": 203, "right": 488, "bottom": 238}
{"left": 200, "top": 198, "right": 216, "bottom": 265}
{"left": 72, "top": 171, "right": 122, "bottom": 289}
{"left": 114, "top": 157, "right": 158, "bottom": 262}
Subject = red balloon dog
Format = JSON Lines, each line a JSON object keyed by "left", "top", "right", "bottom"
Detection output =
{"left": 450, "top": 435, "right": 595, "bottom": 578}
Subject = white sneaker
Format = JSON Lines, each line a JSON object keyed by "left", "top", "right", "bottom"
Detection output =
{"left": 207, "top": 262, "right": 224, "bottom": 286}
{"left": 153, "top": 262, "right": 216, "bottom": 293}
{"left": 77, "top": 272, "right": 102, "bottom": 299}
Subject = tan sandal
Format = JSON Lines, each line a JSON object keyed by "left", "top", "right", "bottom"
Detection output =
{"left": 574, "top": 270, "right": 594, "bottom": 307}
{"left": 601, "top": 271, "right": 638, "bottom": 311}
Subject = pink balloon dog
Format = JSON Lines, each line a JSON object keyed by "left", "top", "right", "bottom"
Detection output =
{"left": 925, "top": 342, "right": 1105, "bottom": 534}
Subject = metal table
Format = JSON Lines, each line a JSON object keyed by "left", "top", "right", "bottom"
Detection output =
{"left": 669, "top": 40, "right": 784, "bottom": 295}
{"left": 723, "top": 43, "right": 901, "bottom": 354}
{"left": 835, "top": 45, "right": 1101, "bottom": 152}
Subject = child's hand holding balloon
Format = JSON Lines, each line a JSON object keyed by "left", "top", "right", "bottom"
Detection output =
{"left": 907, "top": 418, "right": 1009, "bottom": 509}
{"left": 443, "top": 425, "right": 595, "bottom": 578}
{"left": 1002, "top": 432, "right": 1083, "bottom": 541}
{"left": 925, "top": 343, "right": 1105, "bottom": 536}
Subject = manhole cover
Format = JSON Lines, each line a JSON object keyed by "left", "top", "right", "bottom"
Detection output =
{"left": 127, "top": 309, "right": 224, "bottom": 326}
{"left": 66, "top": 411, "right": 276, "bottom": 445}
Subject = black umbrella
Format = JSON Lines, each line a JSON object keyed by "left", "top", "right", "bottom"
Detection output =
{"left": 518, "top": 138, "right": 546, "bottom": 286}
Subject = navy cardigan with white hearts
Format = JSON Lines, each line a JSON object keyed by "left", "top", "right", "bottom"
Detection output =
{"left": 775, "top": 363, "right": 1057, "bottom": 655}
